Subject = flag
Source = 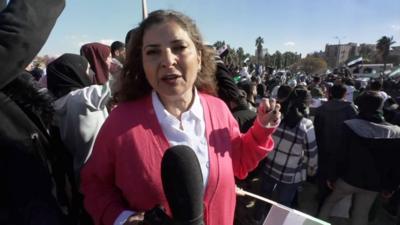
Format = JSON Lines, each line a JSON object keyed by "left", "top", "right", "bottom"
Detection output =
{"left": 235, "top": 187, "right": 330, "bottom": 225}
{"left": 263, "top": 204, "right": 330, "bottom": 225}
{"left": 347, "top": 57, "right": 363, "bottom": 67}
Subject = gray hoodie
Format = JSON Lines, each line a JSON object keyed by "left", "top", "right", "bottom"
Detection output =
{"left": 53, "top": 83, "right": 111, "bottom": 180}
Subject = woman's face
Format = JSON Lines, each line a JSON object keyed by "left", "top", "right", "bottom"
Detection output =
{"left": 142, "top": 21, "right": 201, "bottom": 101}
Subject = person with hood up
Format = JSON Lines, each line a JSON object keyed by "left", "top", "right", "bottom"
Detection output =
{"left": 0, "top": 0, "right": 70, "bottom": 224}
{"left": 47, "top": 53, "right": 112, "bottom": 182}
{"left": 80, "top": 42, "right": 112, "bottom": 85}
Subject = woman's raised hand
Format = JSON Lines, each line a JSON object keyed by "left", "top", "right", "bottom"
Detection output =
{"left": 257, "top": 98, "right": 281, "bottom": 127}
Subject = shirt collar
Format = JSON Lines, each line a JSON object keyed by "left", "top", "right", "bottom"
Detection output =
{"left": 152, "top": 89, "right": 203, "bottom": 124}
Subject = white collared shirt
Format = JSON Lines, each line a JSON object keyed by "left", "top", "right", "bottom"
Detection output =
{"left": 152, "top": 89, "right": 210, "bottom": 187}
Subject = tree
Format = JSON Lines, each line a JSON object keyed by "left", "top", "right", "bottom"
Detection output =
{"left": 236, "top": 47, "right": 249, "bottom": 67}
{"left": 298, "top": 56, "right": 327, "bottom": 75}
{"left": 377, "top": 36, "right": 396, "bottom": 70}
{"left": 358, "top": 44, "right": 376, "bottom": 63}
{"left": 213, "top": 41, "right": 226, "bottom": 50}
{"left": 271, "top": 51, "right": 282, "bottom": 69}
{"left": 255, "top": 36, "right": 264, "bottom": 65}
{"left": 282, "top": 51, "right": 300, "bottom": 68}
{"left": 225, "top": 46, "right": 238, "bottom": 68}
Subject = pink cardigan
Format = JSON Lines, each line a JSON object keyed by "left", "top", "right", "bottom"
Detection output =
{"left": 81, "top": 93, "right": 275, "bottom": 225}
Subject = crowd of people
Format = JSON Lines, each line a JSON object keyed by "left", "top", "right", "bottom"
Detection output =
{"left": 229, "top": 62, "right": 400, "bottom": 225}
{"left": 1, "top": 1, "right": 399, "bottom": 225}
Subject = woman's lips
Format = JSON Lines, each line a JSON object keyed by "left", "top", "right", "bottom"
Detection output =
{"left": 161, "top": 74, "right": 182, "bottom": 84}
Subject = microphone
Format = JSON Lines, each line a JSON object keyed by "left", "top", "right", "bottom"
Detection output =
{"left": 161, "top": 145, "right": 204, "bottom": 225}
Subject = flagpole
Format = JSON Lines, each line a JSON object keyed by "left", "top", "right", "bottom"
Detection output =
{"left": 236, "top": 187, "right": 284, "bottom": 208}
{"left": 142, "top": 0, "right": 148, "bottom": 19}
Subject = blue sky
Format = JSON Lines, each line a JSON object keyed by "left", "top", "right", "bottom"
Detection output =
{"left": 40, "top": 0, "right": 400, "bottom": 57}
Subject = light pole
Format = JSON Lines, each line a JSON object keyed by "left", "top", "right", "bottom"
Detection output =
{"left": 334, "top": 36, "right": 346, "bottom": 68}
{"left": 142, "top": 0, "right": 148, "bottom": 19}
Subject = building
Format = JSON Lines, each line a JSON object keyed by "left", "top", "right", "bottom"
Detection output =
{"left": 358, "top": 44, "right": 376, "bottom": 62}
{"left": 324, "top": 43, "right": 358, "bottom": 68}
{"left": 391, "top": 46, "right": 400, "bottom": 57}
{"left": 307, "top": 51, "right": 325, "bottom": 58}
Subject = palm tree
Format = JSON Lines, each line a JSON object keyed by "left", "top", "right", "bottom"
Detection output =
{"left": 226, "top": 46, "right": 239, "bottom": 68}
{"left": 359, "top": 44, "right": 375, "bottom": 62}
{"left": 376, "top": 36, "right": 396, "bottom": 71}
{"left": 255, "top": 36, "right": 264, "bottom": 65}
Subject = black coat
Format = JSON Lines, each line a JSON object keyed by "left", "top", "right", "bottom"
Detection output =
{"left": 332, "top": 120, "right": 400, "bottom": 192}
{"left": 0, "top": 0, "right": 66, "bottom": 224}
{"left": 314, "top": 99, "right": 357, "bottom": 179}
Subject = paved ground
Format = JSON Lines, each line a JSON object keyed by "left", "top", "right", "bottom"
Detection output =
{"left": 234, "top": 176, "right": 398, "bottom": 225}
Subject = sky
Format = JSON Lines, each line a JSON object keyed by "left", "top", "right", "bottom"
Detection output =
{"left": 39, "top": 0, "right": 400, "bottom": 57}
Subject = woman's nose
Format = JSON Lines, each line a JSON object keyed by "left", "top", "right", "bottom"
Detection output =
{"left": 161, "top": 49, "right": 176, "bottom": 67}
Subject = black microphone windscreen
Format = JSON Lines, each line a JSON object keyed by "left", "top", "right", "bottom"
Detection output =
{"left": 161, "top": 145, "right": 204, "bottom": 225}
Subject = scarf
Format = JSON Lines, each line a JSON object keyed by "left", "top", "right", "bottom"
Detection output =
{"left": 281, "top": 87, "right": 311, "bottom": 129}
{"left": 80, "top": 42, "right": 111, "bottom": 85}
{"left": 47, "top": 53, "right": 92, "bottom": 99}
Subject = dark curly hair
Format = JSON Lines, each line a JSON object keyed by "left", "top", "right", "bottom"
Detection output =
{"left": 115, "top": 10, "right": 217, "bottom": 102}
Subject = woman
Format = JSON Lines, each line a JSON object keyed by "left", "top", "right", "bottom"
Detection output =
{"left": 80, "top": 42, "right": 112, "bottom": 85}
{"left": 47, "top": 53, "right": 112, "bottom": 181}
{"left": 81, "top": 10, "right": 281, "bottom": 225}
{"left": 255, "top": 86, "right": 318, "bottom": 222}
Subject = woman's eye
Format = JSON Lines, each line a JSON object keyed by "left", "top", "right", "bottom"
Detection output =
{"left": 145, "top": 49, "right": 160, "bottom": 55}
{"left": 173, "top": 45, "right": 187, "bottom": 52}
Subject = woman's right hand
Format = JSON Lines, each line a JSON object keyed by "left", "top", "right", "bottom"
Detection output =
{"left": 123, "top": 212, "right": 145, "bottom": 225}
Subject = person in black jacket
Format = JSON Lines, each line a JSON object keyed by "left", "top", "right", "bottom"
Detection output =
{"left": 0, "top": 0, "right": 68, "bottom": 224}
{"left": 318, "top": 91, "right": 400, "bottom": 225}
{"left": 314, "top": 84, "right": 358, "bottom": 210}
